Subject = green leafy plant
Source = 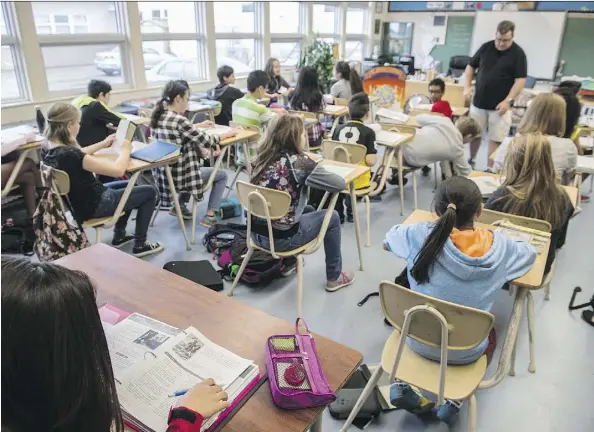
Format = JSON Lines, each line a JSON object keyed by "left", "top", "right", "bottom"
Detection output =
{"left": 297, "top": 38, "right": 335, "bottom": 90}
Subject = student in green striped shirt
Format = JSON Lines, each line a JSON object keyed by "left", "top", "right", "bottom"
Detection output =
{"left": 232, "top": 70, "right": 286, "bottom": 130}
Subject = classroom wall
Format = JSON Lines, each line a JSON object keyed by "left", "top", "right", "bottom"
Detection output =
{"left": 558, "top": 15, "right": 594, "bottom": 77}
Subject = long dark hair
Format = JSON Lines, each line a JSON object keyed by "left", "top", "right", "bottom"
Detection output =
{"left": 554, "top": 87, "right": 582, "bottom": 139}
{"left": 410, "top": 177, "right": 483, "bottom": 284}
{"left": 335, "top": 61, "right": 364, "bottom": 95}
{"left": 1, "top": 257, "right": 123, "bottom": 432}
{"left": 150, "top": 79, "right": 190, "bottom": 128}
{"left": 251, "top": 115, "right": 304, "bottom": 184}
{"left": 265, "top": 57, "right": 280, "bottom": 92}
{"left": 290, "top": 66, "right": 323, "bottom": 113}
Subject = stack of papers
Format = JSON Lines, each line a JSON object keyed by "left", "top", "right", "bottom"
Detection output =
{"left": 1, "top": 125, "right": 42, "bottom": 156}
{"left": 469, "top": 176, "right": 502, "bottom": 197}
{"left": 375, "top": 130, "right": 407, "bottom": 146}
{"left": 324, "top": 105, "right": 347, "bottom": 113}
{"left": 323, "top": 164, "right": 355, "bottom": 179}
{"left": 414, "top": 103, "right": 433, "bottom": 111}
{"left": 200, "top": 125, "right": 232, "bottom": 138}
{"left": 101, "top": 307, "right": 261, "bottom": 432}
{"left": 375, "top": 108, "right": 409, "bottom": 124}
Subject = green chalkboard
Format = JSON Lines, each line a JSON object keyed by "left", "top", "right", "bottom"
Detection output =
{"left": 430, "top": 16, "right": 475, "bottom": 74}
{"left": 558, "top": 17, "right": 594, "bottom": 77}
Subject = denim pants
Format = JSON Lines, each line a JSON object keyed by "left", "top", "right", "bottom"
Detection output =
{"left": 253, "top": 205, "right": 343, "bottom": 281}
{"left": 92, "top": 180, "right": 156, "bottom": 247}
{"left": 179, "top": 167, "right": 228, "bottom": 211}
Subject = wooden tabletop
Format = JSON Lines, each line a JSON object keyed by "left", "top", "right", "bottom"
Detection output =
{"left": 469, "top": 171, "right": 579, "bottom": 209}
{"left": 405, "top": 116, "right": 421, "bottom": 128}
{"left": 403, "top": 209, "right": 549, "bottom": 289}
{"left": 412, "top": 104, "right": 469, "bottom": 117}
{"left": 219, "top": 129, "right": 259, "bottom": 147}
{"left": 55, "top": 244, "right": 362, "bottom": 432}
{"left": 318, "top": 159, "right": 370, "bottom": 184}
{"left": 322, "top": 106, "right": 349, "bottom": 117}
{"left": 19, "top": 140, "right": 43, "bottom": 150}
{"left": 375, "top": 132, "right": 415, "bottom": 149}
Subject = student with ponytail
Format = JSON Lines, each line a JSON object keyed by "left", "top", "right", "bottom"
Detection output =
{"left": 330, "top": 61, "right": 364, "bottom": 100}
{"left": 383, "top": 176, "right": 536, "bottom": 425}
{"left": 151, "top": 80, "right": 236, "bottom": 227}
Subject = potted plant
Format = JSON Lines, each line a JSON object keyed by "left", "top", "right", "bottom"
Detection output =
{"left": 297, "top": 38, "right": 335, "bottom": 93}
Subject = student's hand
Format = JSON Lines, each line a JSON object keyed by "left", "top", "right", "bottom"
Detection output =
{"left": 103, "top": 134, "right": 116, "bottom": 148}
{"left": 121, "top": 139, "right": 132, "bottom": 153}
{"left": 496, "top": 100, "right": 511, "bottom": 116}
{"left": 272, "top": 107, "right": 287, "bottom": 115}
{"left": 195, "top": 120, "right": 215, "bottom": 128}
{"left": 178, "top": 378, "right": 229, "bottom": 419}
{"left": 463, "top": 89, "right": 472, "bottom": 106}
{"left": 221, "top": 129, "right": 238, "bottom": 140}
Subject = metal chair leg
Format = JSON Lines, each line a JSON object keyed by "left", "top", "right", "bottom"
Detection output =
{"left": 398, "top": 150, "right": 404, "bottom": 216}
{"left": 96, "top": 227, "right": 102, "bottom": 244}
{"left": 191, "top": 199, "right": 198, "bottom": 244}
{"left": 526, "top": 291, "right": 536, "bottom": 373}
{"left": 467, "top": 394, "right": 477, "bottom": 432}
{"left": 228, "top": 248, "right": 254, "bottom": 297}
{"left": 364, "top": 195, "right": 371, "bottom": 247}
{"left": 297, "top": 255, "right": 304, "bottom": 318}
{"left": 412, "top": 170, "right": 418, "bottom": 210}
{"left": 339, "top": 366, "right": 383, "bottom": 432}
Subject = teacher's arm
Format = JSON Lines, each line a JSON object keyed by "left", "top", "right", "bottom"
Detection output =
{"left": 464, "top": 44, "right": 484, "bottom": 105}
{"left": 496, "top": 49, "right": 528, "bottom": 116}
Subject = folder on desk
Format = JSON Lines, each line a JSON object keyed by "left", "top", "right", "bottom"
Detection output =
{"left": 131, "top": 140, "right": 179, "bottom": 163}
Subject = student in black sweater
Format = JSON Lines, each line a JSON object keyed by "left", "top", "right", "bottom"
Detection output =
{"left": 208, "top": 65, "right": 245, "bottom": 126}
{"left": 72, "top": 80, "right": 124, "bottom": 147}
{"left": 485, "top": 133, "right": 573, "bottom": 275}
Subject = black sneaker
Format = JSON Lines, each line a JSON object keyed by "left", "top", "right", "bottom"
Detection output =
{"left": 133, "top": 241, "right": 164, "bottom": 258}
{"left": 421, "top": 166, "right": 431, "bottom": 176}
{"left": 169, "top": 204, "right": 192, "bottom": 220}
{"left": 281, "top": 257, "right": 298, "bottom": 277}
{"left": 468, "top": 158, "right": 476, "bottom": 169}
{"left": 347, "top": 213, "right": 354, "bottom": 223}
{"left": 387, "top": 175, "right": 409, "bottom": 187}
{"left": 111, "top": 234, "right": 134, "bottom": 249}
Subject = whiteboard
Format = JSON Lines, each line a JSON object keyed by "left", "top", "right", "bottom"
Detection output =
{"left": 470, "top": 11, "right": 566, "bottom": 80}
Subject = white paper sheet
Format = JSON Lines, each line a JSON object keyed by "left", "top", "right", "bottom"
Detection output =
{"left": 324, "top": 105, "right": 346, "bottom": 113}
{"left": 278, "top": 86, "right": 288, "bottom": 95}
{"left": 323, "top": 164, "right": 355, "bottom": 179}
{"left": 469, "top": 176, "right": 502, "bottom": 197}
{"left": 375, "top": 130, "right": 406, "bottom": 146}
{"left": 114, "top": 119, "right": 131, "bottom": 150}
{"left": 200, "top": 125, "right": 231, "bottom": 137}
{"left": 375, "top": 108, "right": 409, "bottom": 124}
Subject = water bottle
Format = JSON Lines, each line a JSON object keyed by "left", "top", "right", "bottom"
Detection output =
{"left": 35, "top": 105, "right": 45, "bottom": 134}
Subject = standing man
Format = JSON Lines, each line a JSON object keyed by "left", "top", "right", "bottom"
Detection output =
{"left": 464, "top": 20, "right": 527, "bottom": 168}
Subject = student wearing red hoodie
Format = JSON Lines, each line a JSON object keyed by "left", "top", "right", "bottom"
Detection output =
{"left": 1, "top": 257, "right": 228, "bottom": 432}
{"left": 428, "top": 78, "right": 453, "bottom": 119}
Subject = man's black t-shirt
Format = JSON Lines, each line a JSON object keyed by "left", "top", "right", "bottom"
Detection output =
{"left": 470, "top": 41, "right": 527, "bottom": 110}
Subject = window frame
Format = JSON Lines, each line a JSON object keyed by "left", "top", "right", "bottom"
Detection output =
{"left": 269, "top": 2, "right": 305, "bottom": 70}
{"left": 139, "top": 2, "right": 209, "bottom": 85}
{"left": 214, "top": 1, "right": 264, "bottom": 76}
{"left": 1, "top": 1, "right": 29, "bottom": 102}
{"left": 344, "top": 4, "right": 369, "bottom": 62}
{"left": 311, "top": 2, "right": 340, "bottom": 41}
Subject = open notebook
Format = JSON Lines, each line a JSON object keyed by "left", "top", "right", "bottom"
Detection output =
{"left": 375, "top": 130, "right": 407, "bottom": 146}
{"left": 100, "top": 306, "right": 263, "bottom": 432}
{"left": 469, "top": 176, "right": 502, "bottom": 198}
{"left": 374, "top": 108, "right": 409, "bottom": 124}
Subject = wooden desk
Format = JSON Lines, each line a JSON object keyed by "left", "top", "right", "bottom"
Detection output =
{"left": 94, "top": 145, "right": 191, "bottom": 250}
{"left": 405, "top": 80, "right": 466, "bottom": 108}
{"left": 322, "top": 106, "right": 349, "bottom": 138}
{"left": 469, "top": 171, "right": 579, "bottom": 211}
{"left": 55, "top": 244, "right": 363, "bottom": 432}
{"left": 412, "top": 104, "right": 469, "bottom": 118}
{"left": 187, "top": 102, "right": 220, "bottom": 123}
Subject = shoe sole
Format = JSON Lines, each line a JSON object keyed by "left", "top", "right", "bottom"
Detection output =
{"left": 111, "top": 238, "right": 134, "bottom": 249}
{"left": 133, "top": 244, "right": 165, "bottom": 258}
{"left": 169, "top": 211, "right": 192, "bottom": 220}
{"left": 325, "top": 274, "right": 356, "bottom": 292}
{"left": 391, "top": 394, "right": 435, "bottom": 414}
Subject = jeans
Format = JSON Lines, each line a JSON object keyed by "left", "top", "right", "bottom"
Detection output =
{"left": 92, "top": 180, "right": 156, "bottom": 247}
{"left": 253, "top": 205, "right": 343, "bottom": 281}
{"left": 179, "top": 167, "right": 228, "bottom": 211}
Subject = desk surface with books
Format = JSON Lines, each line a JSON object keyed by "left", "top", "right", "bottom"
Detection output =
{"left": 56, "top": 244, "right": 363, "bottom": 432}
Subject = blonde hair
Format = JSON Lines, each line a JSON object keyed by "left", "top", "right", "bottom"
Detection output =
{"left": 498, "top": 133, "right": 567, "bottom": 229}
{"left": 518, "top": 93, "right": 566, "bottom": 137}
{"left": 44, "top": 102, "right": 80, "bottom": 148}
{"left": 250, "top": 115, "right": 304, "bottom": 184}
{"left": 455, "top": 116, "right": 482, "bottom": 138}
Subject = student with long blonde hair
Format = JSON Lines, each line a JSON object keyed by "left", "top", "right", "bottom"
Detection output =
{"left": 41, "top": 103, "right": 163, "bottom": 257}
{"left": 250, "top": 115, "right": 355, "bottom": 292}
{"left": 494, "top": 93, "right": 577, "bottom": 184}
{"left": 486, "top": 133, "right": 573, "bottom": 274}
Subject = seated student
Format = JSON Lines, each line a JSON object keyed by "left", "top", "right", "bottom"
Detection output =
{"left": 330, "top": 61, "right": 364, "bottom": 101}
{"left": 289, "top": 66, "right": 326, "bottom": 149}
{"left": 41, "top": 103, "right": 163, "bottom": 257}
{"left": 1, "top": 153, "right": 41, "bottom": 218}
{"left": 232, "top": 70, "right": 286, "bottom": 130}
{"left": 493, "top": 93, "right": 577, "bottom": 184}
{"left": 72, "top": 79, "right": 125, "bottom": 147}
{"left": 1, "top": 256, "right": 230, "bottom": 432}
{"left": 207, "top": 65, "right": 245, "bottom": 126}
{"left": 384, "top": 176, "right": 536, "bottom": 425}
{"left": 388, "top": 115, "right": 481, "bottom": 185}
{"left": 485, "top": 133, "right": 573, "bottom": 274}
{"left": 264, "top": 57, "right": 294, "bottom": 100}
{"left": 330, "top": 92, "right": 378, "bottom": 222}
{"left": 151, "top": 80, "right": 235, "bottom": 227}
{"left": 250, "top": 115, "right": 355, "bottom": 291}
{"left": 428, "top": 78, "right": 453, "bottom": 119}
{"left": 554, "top": 86, "right": 584, "bottom": 154}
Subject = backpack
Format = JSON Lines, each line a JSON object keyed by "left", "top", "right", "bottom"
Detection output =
{"left": 33, "top": 171, "right": 89, "bottom": 262}
{"left": 1, "top": 197, "right": 35, "bottom": 256}
{"left": 202, "top": 222, "right": 248, "bottom": 257}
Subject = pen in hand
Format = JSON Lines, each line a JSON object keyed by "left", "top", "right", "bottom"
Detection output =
{"left": 168, "top": 388, "right": 190, "bottom": 398}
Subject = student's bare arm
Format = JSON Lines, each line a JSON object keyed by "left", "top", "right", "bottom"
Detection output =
{"left": 81, "top": 135, "right": 114, "bottom": 155}
{"left": 365, "top": 154, "right": 377, "bottom": 167}
{"left": 82, "top": 142, "right": 131, "bottom": 178}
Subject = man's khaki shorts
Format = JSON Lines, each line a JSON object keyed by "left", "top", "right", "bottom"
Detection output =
{"left": 469, "top": 104, "right": 512, "bottom": 143}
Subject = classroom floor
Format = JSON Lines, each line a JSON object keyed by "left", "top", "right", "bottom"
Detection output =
{"left": 92, "top": 144, "right": 594, "bottom": 432}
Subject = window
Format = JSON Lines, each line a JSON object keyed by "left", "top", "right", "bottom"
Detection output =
{"left": 270, "top": 42, "right": 300, "bottom": 67}
{"left": 269, "top": 2, "right": 300, "bottom": 34}
{"left": 386, "top": 21, "right": 414, "bottom": 55}
{"left": 214, "top": 2, "right": 261, "bottom": 74}
{"left": 345, "top": 41, "right": 364, "bottom": 61}
{"left": 312, "top": 3, "right": 338, "bottom": 36}
{"left": 1, "top": 2, "right": 28, "bottom": 101}
{"left": 345, "top": 5, "right": 368, "bottom": 61}
{"left": 139, "top": 3, "right": 206, "bottom": 83}
{"left": 32, "top": 2, "right": 118, "bottom": 34}
{"left": 346, "top": 8, "right": 366, "bottom": 35}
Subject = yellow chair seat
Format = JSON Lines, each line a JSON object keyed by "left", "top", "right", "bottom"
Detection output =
{"left": 251, "top": 238, "right": 317, "bottom": 257}
{"left": 354, "top": 181, "right": 377, "bottom": 196}
{"left": 82, "top": 211, "right": 125, "bottom": 229}
{"left": 380, "top": 329, "right": 487, "bottom": 401}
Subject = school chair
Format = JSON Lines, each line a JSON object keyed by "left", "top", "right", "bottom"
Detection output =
{"left": 574, "top": 155, "right": 594, "bottom": 208}
{"left": 228, "top": 181, "right": 339, "bottom": 318}
{"left": 322, "top": 139, "right": 376, "bottom": 247}
{"left": 379, "top": 123, "right": 421, "bottom": 214}
{"left": 478, "top": 208, "right": 553, "bottom": 375}
{"left": 39, "top": 163, "right": 126, "bottom": 244}
{"left": 340, "top": 281, "right": 495, "bottom": 432}
{"left": 223, "top": 121, "right": 260, "bottom": 200}
{"left": 289, "top": 110, "right": 321, "bottom": 152}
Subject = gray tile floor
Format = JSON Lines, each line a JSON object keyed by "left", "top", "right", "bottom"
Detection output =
{"left": 96, "top": 145, "right": 594, "bottom": 432}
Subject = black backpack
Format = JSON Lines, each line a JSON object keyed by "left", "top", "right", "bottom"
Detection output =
{"left": 1, "top": 197, "right": 35, "bottom": 256}
{"left": 202, "top": 222, "right": 247, "bottom": 258}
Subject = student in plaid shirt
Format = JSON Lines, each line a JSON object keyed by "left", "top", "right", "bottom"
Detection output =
{"left": 289, "top": 66, "right": 326, "bottom": 149}
{"left": 151, "top": 80, "right": 237, "bottom": 227}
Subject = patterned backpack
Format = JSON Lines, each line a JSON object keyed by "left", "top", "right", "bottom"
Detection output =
{"left": 33, "top": 165, "right": 89, "bottom": 262}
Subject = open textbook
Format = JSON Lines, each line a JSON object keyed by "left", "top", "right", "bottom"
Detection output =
{"left": 100, "top": 308, "right": 262, "bottom": 432}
